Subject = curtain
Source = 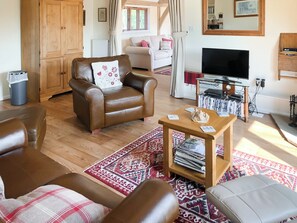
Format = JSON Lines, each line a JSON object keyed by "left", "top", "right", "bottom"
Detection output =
{"left": 108, "top": 0, "right": 121, "bottom": 56}
{"left": 168, "top": 0, "right": 186, "bottom": 98}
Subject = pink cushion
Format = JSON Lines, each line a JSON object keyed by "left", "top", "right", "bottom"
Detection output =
{"left": 162, "top": 38, "right": 173, "bottom": 48}
{"left": 0, "top": 185, "right": 110, "bottom": 223}
{"left": 141, "top": 40, "right": 150, "bottom": 47}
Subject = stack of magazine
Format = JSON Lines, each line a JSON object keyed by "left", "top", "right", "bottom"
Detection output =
{"left": 174, "top": 138, "right": 206, "bottom": 174}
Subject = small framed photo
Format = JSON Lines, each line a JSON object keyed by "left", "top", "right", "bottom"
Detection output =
{"left": 98, "top": 8, "right": 107, "bottom": 22}
{"left": 234, "top": 0, "right": 258, "bottom": 17}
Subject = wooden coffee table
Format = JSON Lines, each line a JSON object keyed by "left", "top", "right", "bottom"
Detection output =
{"left": 158, "top": 105, "right": 237, "bottom": 188}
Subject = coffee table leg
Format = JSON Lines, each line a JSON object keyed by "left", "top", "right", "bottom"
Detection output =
{"left": 163, "top": 126, "right": 172, "bottom": 177}
{"left": 224, "top": 125, "right": 233, "bottom": 171}
{"left": 205, "top": 139, "right": 216, "bottom": 188}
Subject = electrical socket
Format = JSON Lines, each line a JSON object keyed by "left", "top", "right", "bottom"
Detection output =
{"left": 256, "top": 78, "right": 261, "bottom": 86}
{"left": 261, "top": 79, "right": 265, "bottom": 88}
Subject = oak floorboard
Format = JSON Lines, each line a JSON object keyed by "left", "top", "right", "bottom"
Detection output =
{"left": 0, "top": 69, "right": 297, "bottom": 185}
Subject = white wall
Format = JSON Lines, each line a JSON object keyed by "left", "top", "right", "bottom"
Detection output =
{"left": 83, "top": 0, "right": 94, "bottom": 57}
{"left": 83, "top": 0, "right": 109, "bottom": 57}
{"left": 184, "top": 0, "right": 297, "bottom": 115}
{"left": 93, "top": 0, "right": 109, "bottom": 40}
{"left": 215, "top": 0, "right": 258, "bottom": 30}
{"left": 0, "top": 0, "right": 21, "bottom": 100}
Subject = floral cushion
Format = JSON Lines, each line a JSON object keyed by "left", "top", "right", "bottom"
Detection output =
{"left": 0, "top": 185, "right": 110, "bottom": 223}
{"left": 91, "top": 60, "right": 122, "bottom": 89}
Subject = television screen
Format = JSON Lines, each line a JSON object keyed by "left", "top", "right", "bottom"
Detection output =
{"left": 202, "top": 48, "right": 249, "bottom": 80}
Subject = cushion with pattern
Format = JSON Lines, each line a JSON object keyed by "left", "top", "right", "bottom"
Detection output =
{"left": 0, "top": 185, "right": 110, "bottom": 223}
{"left": 91, "top": 60, "right": 122, "bottom": 89}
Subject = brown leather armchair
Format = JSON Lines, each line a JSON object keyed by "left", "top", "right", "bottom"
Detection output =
{"left": 70, "top": 54, "right": 158, "bottom": 133}
{"left": 0, "top": 118, "right": 179, "bottom": 222}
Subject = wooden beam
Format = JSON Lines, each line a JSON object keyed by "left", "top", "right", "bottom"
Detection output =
{"left": 159, "top": 6, "right": 169, "bottom": 29}
{"left": 158, "top": 0, "right": 168, "bottom": 6}
{"left": 122, "top": 0, "right": 128, "bottom": 8}
{"left": 124, "top": 0, "right": 159, "bottom": 7}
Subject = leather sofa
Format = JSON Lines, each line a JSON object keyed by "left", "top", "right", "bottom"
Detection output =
{"left": 125, "top": 35, "right": 173, "bottom": 71}
{"left": 70, "top": 54, "right": 158, "bottom": 133}
{"left": 0, "top": 118, "right": 179, "bottom": 222}
{"left": 0, "top": 105, "right": 46, "bottom": 150}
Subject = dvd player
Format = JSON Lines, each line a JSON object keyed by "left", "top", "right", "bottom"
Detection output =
{"left": 204, "top": 89, "right": 223, "bottom": 97}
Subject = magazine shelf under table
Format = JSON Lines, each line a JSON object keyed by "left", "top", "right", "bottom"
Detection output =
{"left": 169, "top": 156, "right": 230, "bottom": 185}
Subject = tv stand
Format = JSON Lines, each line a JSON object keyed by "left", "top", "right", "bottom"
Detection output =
{"left": 214, "top": 78, "right": 242, "bottom": 84}
{"left": 196, "top": 77, "right": 249, "bottom": 122}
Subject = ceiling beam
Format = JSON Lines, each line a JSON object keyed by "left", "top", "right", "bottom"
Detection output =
{"left": 158, "top": 0, "right": 168, "bottom": 6}
{"left": 124, "top": 1, "right": 159, "bottom": 7}
{"left": 122, "top": 0, "right": 128, "bottom": 8}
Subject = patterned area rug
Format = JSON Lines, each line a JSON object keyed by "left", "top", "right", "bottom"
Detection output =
{"left": 154, "top": 67, "right": 172, "bottom": 76}
{"left": 85, "top": 127, "right": 297, "bottom": 222}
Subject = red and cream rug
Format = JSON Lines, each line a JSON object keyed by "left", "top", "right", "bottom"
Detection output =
{"left": 154, "top": 67, "right": 172, "bottom": 76}
{"left": 85, "top": 127, "right": 297, "bottom": 223}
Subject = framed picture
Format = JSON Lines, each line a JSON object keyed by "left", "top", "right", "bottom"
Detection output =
{"left": 98, "top": 8, "right": 107, "bottom": 22}
{"left": 234, "top": 0, "right": 258, "bottom": 17}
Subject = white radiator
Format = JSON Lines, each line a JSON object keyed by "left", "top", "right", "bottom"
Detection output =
{"left": 91, "top": 39, "right": 109, "bottom": 57}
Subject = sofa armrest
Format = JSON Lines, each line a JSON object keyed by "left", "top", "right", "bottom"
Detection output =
{"left": 69, "top": 79, "right": 103, "bottom": 98}
{"left": 47, "top": 173, "right": 124, "bottom": 209}
{"left": 126, "top": 46, "right": 153, "bottom": 55}
{"left": 0, "top": 118, "right": 28, "bottom": 155}
{"left": 102, "top": 179, "right": 179, "bottom": 223}
{"left": 69, "top": 79, "right": 105, "bottom": 131}
{"left": 123, "top": 72, "right": 157, "bottom": 116}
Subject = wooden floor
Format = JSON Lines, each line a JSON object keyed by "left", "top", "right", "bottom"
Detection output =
{"left": 1, "top": 70, "right": 297, "bottom": 190}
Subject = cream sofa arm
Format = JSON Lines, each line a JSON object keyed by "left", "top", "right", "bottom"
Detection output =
{"left": 126, "top": 46, "right": 154, "bottom": 55}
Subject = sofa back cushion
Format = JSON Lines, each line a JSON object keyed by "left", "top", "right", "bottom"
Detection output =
{"left": 130, "top": 36, "right": 151, "bottom": 47}
{"left": 149, "top": 36, "right": 164, "bottom": 51}
{"left": 72, "top": 55, "right": 132, "bottom": 84}
{"left": 130, "top": 35, "right": 172, "bottom": 52}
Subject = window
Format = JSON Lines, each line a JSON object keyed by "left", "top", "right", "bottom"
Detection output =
{"left": 122, "top": 7, "right": 148, "bottom": 31}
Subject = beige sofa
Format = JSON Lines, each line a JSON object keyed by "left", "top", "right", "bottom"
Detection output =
{"left": 125, "top": 35, "right": 173, "bottom": 71}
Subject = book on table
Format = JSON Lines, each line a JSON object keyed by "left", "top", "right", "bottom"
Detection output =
{"left": 174, "top": 138, "right": 206, "bottom": 173}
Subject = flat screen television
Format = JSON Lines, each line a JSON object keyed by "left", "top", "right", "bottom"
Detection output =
{"left": 202, "top": 48, "right": 249, "bottom": 82}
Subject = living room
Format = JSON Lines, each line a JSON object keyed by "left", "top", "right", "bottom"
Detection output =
{"left": 0, "top": 0, "right": 297, "bottom": 222}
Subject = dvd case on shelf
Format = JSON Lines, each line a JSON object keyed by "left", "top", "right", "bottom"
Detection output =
{"left": 198, "top": 94, "right": 244, "bottom": 118}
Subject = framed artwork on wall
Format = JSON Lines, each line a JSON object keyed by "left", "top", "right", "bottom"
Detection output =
{"left": 98, "top": 8, "right": 107, "bottom": 22}
{"left": 234, "top": 0, "right": 258, "bottom": 17}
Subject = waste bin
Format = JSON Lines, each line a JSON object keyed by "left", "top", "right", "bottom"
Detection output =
{"left": 7, "top": 70, "right": 28, "bottom": 106}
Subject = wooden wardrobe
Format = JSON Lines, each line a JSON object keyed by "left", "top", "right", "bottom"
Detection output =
{"left": 21, "top": 0, "right": 83, "bottom": 102}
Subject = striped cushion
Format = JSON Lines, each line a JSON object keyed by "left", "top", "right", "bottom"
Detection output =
{"left": 0, "top": 185, "right": 110, "bottom": 223}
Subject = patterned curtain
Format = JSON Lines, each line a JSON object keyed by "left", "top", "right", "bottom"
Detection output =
{"left": 108, "top": 0, "right": 121, "bottom": 56}
{"left": 168, "top": 0, "right": 186, "bottom": 98}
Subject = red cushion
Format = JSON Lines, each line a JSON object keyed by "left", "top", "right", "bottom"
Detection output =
{"left": 141, "top": 40, "right": 149, "bottom": 47}
{"left": 162, "top": 38, "right": 173, "bottom": 48}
